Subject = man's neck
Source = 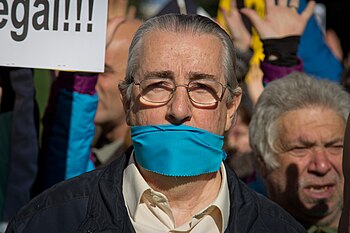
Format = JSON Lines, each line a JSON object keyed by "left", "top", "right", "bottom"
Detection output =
{"left": 139, "top": 166, "right": 222, "bottom": 227}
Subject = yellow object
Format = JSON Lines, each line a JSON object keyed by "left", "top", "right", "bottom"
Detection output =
{"left": 216, "top": 0, "right": 231, "bottom": 34}
{"left": 217, "top": 0, "right": 266, "bottom": 65}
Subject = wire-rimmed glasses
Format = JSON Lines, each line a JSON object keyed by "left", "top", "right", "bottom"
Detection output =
{"left": 134, "top": 78, "right": 227, "bottom": 106}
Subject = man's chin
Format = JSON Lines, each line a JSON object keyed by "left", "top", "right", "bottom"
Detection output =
{"left": 299, "top": 198, "right": 342, "bottom": 223}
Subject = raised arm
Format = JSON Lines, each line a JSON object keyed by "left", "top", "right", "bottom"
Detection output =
{"left": 240, "top": 0, "right": 315, "bottom": 40}
{"left": 242, "top": 0, "right": 315, "bottom": 84}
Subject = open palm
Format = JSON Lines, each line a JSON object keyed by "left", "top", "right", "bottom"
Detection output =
{"left": 240, "top": 0, "right": 315, "bottom": 39}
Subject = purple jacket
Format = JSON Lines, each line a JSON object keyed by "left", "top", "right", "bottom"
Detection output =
{"left": 261, "top": 58, "right": 304, "bottom": 85}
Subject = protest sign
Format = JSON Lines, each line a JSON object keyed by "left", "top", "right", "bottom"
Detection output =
{"left": 0, "top": 0, "right": 108, "bottom": 72}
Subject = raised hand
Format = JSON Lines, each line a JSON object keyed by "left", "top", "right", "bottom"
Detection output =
{"left": 240, "top": 0, "right": 315, "bottom": 39}
{"left": 105, "top": 17, "right": 126, "bottom": 48}
{"left": 108, "top": 0, "right": 136, "bottom": 20}
{"left": 220, "top": 0, "right": 251, "bottom": 52}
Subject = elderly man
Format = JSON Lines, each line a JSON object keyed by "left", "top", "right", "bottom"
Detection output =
{"left": 6, "top": 14, "right": 305, "bottom": 233}
{"left": 250, "top": 72, "right": 350, "bottom": 232}
{"left": 339, "top": 115, "right": 350, "bottom": 233}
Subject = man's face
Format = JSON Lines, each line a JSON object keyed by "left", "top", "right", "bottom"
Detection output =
{"left": 125, "top": 30, "right": 241, "bottom": 135}
{"left": 94, "top": 21, "right": 140, "bottom": 129}
{"left": 265, "top": 107, "right": 345, "bottom": 227}
{"left": 94, "top": 39, "right": 126, "bottom": 128}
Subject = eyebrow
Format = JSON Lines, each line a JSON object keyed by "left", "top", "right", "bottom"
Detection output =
{"left": 283, "top": 137, "right": 315, "bottom": 149}
{"left": 188, "top": 72, "right": 216, "bottom": 81}
{"left": 143, "top": 71, "right": 216, "bottom": 81}
{"left": 298, "top": 138, "right": 315, "bottom": 147}
{"left": 144, "top": 71, "right": 174, "bottom": 80}
{"left": 289, "top": 137, "right": 344, "bottom": 148}
{"left": 325, "top": 138, "right": 344, "bottom": 147}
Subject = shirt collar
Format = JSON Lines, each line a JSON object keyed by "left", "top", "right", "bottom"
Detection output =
{"left": 123, "top": 152, "right": 150, "bottom": 219}
{"left": 92, "top": 139, "right": 124, "bottom": 164}
{"left": 122, "top": 151, "right": 230, "bottom": 232}
{"left": 212, "top": 162, "right": 230, "bottom": 232}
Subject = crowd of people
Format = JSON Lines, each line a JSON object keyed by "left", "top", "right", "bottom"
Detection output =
{"left": 0, "top": 0, "right": 350, "bottom": 232}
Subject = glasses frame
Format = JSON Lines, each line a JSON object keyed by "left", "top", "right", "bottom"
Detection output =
{"left": 134, "top": 78, "right": 227, "bottom": 106}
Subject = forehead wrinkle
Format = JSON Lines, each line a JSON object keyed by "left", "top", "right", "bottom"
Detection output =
{"left": 296, "top": 136, "right": 316, "bottom": 147}
{"left": 141, "top": 31, "right": 222, "bottom": 68}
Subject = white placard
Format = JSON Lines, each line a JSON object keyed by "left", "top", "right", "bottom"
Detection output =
{"left": 0, "top": 0, "right": 108, "bottom": 72}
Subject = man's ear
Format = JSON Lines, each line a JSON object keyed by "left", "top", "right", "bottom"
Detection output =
{"left": 119, "top": 83, "right": 131, "bottom": 126}
{"left": 225, "top": 92, "right": 242, "bottom": 131}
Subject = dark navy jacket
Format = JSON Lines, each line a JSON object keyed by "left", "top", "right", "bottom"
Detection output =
{"left": 6, "top": 150, "right": 306, "bottom": 233}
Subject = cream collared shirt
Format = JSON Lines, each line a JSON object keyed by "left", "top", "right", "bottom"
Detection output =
{"left": 122, "top": 153, "right": 230, "bottom": 233}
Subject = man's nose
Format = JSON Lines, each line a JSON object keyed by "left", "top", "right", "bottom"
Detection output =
{"left": 308, "top": 148, "right": 332, "bottom": 176}
{"left": 166, "top": 86, "right": 192, "bottom": 124}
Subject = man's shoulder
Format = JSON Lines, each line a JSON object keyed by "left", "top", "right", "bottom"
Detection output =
{"left": 248, "top": 191, "right": 306, "bottom": 232}
{"left": 6, "top": 166, "right": 110, "bottom": 233}
{"left": 225, "top": 165, "right": 306, "bottom": 233}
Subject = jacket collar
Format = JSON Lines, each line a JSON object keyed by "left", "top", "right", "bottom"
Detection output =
{"left": 78, "top": 147, "right": 136, "bottom": 233}
{"left": 79, "top": 148, "right": 247, "bottom": 233}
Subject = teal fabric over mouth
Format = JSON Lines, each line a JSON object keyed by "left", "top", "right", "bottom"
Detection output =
{"left": 131, "top": 124, "right": 226, "bottom": 176}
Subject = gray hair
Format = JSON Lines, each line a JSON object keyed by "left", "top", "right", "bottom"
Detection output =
{"left": 249, "top": 72, "right": 350, "bottom": 170}
{"left": 119, "top": 13, "right": 241, "bottom": 106}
